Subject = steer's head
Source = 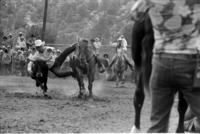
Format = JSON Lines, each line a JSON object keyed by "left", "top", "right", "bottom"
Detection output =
{"left": 33, "top": 60, "right": 48, "bottom": 86}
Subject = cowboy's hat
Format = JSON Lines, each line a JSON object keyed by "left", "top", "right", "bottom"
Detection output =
{"left": 35, "top": 39, "right": 45, "bottom": 47}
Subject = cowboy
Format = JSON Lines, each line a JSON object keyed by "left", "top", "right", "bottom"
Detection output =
{"left": 118, "top": 35, "right": 128, "bottom": 52}
{"left": 28, "top": 40, "right": 52, "bottom": 75}
{"left": 92, "top": 37, "right": 102, "bottom": 55}
{"left": 28, "top": 39, "right": 76, "bottom": 78}
{"left": 109, "top": 37, "right": 134, "bottom": 70}
{"left": 90, "top": 38, "right": 105, "bottom": 73}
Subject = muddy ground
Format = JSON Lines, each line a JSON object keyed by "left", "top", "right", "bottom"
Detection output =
{"left": 0, "top": 76, "right": 179, "bottom": 133}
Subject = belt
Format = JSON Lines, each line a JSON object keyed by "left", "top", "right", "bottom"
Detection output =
{"left": 154, "top": 53, "right": 199, "bottom": 59}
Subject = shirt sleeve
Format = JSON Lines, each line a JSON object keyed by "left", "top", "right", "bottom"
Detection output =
{"left": 130, "top": 0, "right": 151, "bottom": 21}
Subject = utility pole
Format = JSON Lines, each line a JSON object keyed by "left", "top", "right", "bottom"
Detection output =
{"left": 41, "top": 0, "right": 48, "bottom": 41}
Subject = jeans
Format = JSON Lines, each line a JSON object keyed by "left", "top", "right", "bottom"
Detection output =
{"left": 148, "top": 53, "right": 200, "bottom": 132}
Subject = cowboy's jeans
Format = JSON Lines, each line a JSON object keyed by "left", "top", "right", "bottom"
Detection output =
{"left": 148, "top": 53, "right": 200, "bottom": 133}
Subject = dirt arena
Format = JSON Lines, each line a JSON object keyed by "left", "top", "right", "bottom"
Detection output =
{"left": 0, "top": 76, "right": 179, "bottom": 133}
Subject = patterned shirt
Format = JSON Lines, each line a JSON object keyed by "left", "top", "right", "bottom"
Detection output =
{"left": 131, "top": 0, "right": 200, "bottom": 54}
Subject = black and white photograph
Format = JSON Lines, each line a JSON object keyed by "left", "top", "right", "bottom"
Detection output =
{"left": 1, "top": 0, "right": 200, "bottom": 133}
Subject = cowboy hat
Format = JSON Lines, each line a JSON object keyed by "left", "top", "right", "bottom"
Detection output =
{"left": 35, "top": 39, "right": 45, "bottom": 47}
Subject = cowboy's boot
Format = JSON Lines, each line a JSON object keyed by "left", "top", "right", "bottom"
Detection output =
{"left": 124, "top": 55, "right": 134, "bottom": 71}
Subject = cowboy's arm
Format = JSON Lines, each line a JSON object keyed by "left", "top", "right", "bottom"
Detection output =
{"left": 37, "top": 55, "right": 52, "bottom": 61}
{"left": 28, "top": 53, "right": 51, "bottom": 62}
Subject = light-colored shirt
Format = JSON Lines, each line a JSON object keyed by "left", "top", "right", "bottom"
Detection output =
{"left": 16, "top": 38, "right": 26, "bottom": 48}
{"left": 28, "top": 53, "right": 35, "bottom": 61}
{"left": 118, "top": 37, "right": 128, "bottom": 51}
{"left": 29, "top": 50, "right": 54, "bottom": 68}
{"left": 131, "top": 0, "right": 200, "bottom": 54}
{"left": 92, "top": 41, "right": 102, "bottom": 54}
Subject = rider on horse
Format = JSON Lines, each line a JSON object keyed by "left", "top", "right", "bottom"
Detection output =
{"left": 91, "top": 37, "right": 105, "bottom": 73}
{"left": 109, "top": 35, "right": 134, "bottom": 70}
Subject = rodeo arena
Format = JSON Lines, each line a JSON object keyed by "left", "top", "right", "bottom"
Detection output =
{"left": 1, "top": 0, "right": 200, "bottom": 133}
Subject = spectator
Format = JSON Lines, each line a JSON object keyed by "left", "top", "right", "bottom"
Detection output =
{"left": 56, "top": 49, "right": 61, "bottom": 57}
{"left": 1, "top": 48, "right": 11, "bottom": 75}
{"left": 18, "top": 50, "right": 26, "bottom": 76}
{"left": 17, "top": 37, "right": 26, "bottom": 49}
{"left": 16, "top": 32, "right": 26, "bottom": 49}
{"left": 27, "top": 34, "right": 36, "bottom": 49}
{"left": 131, "top": 0, "right": 200, "bottom": 132}
{"left": 0, "top": 49, "right": 4, "bottom": 75}
{"left": 27, "top": 47, "right": 36, "bottom": 74}
{"left": 7, "top": 33, "right": 14, "bottom": 48}
{"left": 14, "top": 50, "right": 21, "bottom": 76}
{"left": 2, "top": 36, "right": 8, "bottom": 47}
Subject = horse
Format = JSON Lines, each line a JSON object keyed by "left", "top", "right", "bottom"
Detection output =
{"left": 69, "top": 39, "right": 99, "bottom": 99}
{"left": 31, "top": 60, "right": 49, "bottom": 97}
{"left": 112, "top": 53, "right": 128, "bottom": 87}
{"left": 131, "top": 14, "right": 188, "bottom": 132}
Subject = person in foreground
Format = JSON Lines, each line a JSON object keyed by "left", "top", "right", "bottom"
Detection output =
{"left": 131, "top": 0, "right": 200, "bottom": 132}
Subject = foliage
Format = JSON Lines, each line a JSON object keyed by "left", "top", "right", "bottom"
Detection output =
{"left": 0, "top": 0, "right": 136, "bottom": 45}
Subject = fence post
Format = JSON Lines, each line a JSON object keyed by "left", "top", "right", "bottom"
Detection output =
{"left": 41, "top": 0, "right": 48, "bottom": 41}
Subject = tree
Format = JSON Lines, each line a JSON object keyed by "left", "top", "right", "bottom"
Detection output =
{"left": 14, "top": 9, "right": 26, "bottom": 29}
{"left": 87, "top": 0, "right": 99, "bottom": 11}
